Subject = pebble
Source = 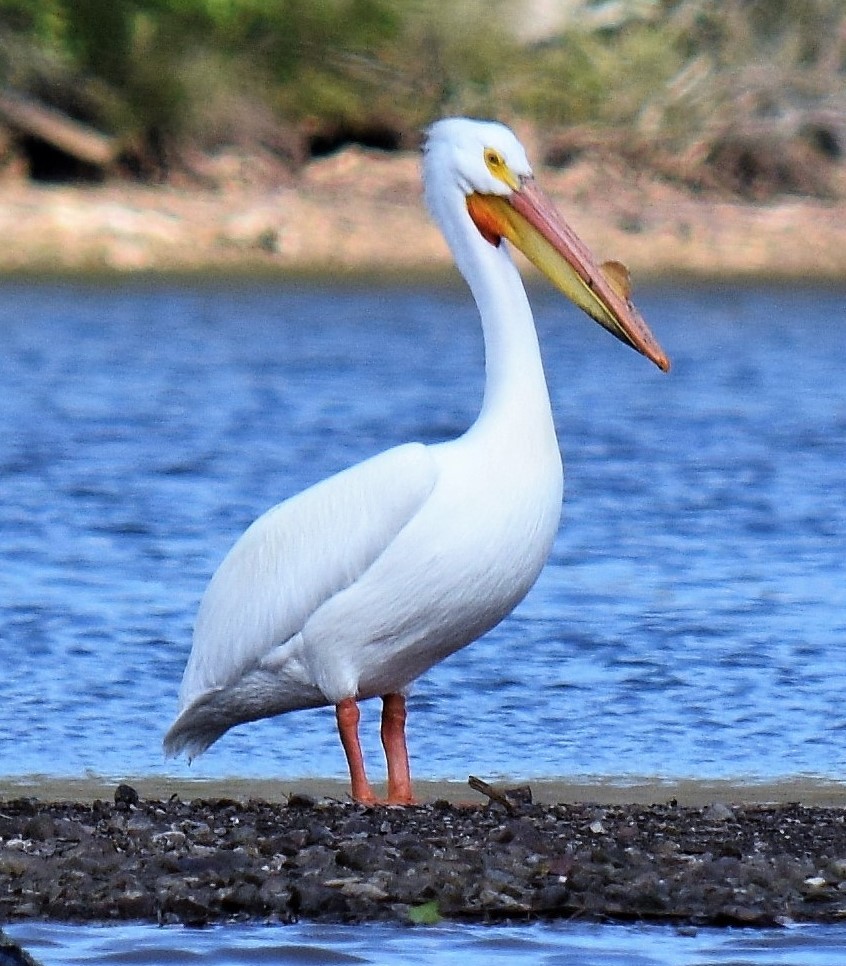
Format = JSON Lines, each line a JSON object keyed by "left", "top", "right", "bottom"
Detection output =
{"left": 702, "top": 802, "right": 735, "bottom": 822}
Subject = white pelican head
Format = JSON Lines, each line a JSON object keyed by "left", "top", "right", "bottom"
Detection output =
{"left": 424, "top": 117, "right": 670, "bottom": 372}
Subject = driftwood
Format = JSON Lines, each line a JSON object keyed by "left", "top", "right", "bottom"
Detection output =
{"left": 467, "top": 775, "right": 534, "bottom": 814}
{"left": 0, "top": 88, "right": 119, "bottom": 168}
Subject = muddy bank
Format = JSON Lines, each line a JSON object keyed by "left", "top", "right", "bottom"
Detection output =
{"left": 5, "top": 776, "right": 846, "bottom": 809}
{"left": 2, "top": 783, "right": 846, "bottom": 928}
{"left": 1, "top": 147, "right": 845, "bottom": 278}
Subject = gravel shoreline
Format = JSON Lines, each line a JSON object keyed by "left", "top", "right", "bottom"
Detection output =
{"left": 2, "top": 783, "right": 846, "bottom": 930}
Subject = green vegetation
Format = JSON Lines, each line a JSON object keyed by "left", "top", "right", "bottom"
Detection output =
{"left": 406, "top": 898, "right": 441, "bottom": 924}
{"left": 0, "top": 0, "right": 843, "bottom": 193}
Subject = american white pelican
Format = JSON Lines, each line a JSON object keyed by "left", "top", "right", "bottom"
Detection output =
{"left": 163, "top": 117, "right": 669, "bottom": 804}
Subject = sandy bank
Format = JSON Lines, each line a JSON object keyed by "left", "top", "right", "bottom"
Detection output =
{"left": 2, "top": 147, "right": 845, "bottom": 279}
{"left": 3, "top": 776, "right": 846, "bottom": 807}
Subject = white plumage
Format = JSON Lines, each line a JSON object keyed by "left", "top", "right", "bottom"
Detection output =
{"left": 164, "top": 117, "right": 669, "bottom": 804}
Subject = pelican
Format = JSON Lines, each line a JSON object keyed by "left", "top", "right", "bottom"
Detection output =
{"left": 163, "top": 117, "right": 669, "bottom": 804}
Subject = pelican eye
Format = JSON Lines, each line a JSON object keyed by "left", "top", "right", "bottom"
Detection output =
{"left": 484, "top": 148, "right": 505, "bottom": 173}
{"left": 483, "top": 147, "right": 518, "bottom": 190}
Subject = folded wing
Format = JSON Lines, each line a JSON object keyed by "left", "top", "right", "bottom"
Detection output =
{"left": 176, "top": 442, "right": 439, "bottom": 711}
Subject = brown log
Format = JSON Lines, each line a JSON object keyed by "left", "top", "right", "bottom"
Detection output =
{"left": 0, "top": 88, "right": 118, "bottom": 167}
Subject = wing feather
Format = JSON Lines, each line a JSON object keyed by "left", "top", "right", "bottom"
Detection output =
{"left": 177, "top": 442, "right": 437, "bottom": 709}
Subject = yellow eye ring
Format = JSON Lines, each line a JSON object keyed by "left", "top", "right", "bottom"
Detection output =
{"left": 483, "top": 147, "right": 519, "bottom": 190}
{"left": 484, "top": 148, "right": 504, "bottom": 171}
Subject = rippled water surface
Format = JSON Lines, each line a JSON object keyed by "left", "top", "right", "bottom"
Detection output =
{"left": 8, "top": 920, "right": 846, "bottom": 966}
{"left": 1, "top": 279, "right": 845, "bottom": 783}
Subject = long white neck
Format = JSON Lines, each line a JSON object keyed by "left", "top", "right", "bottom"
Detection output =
{"left": 430, "top": 183, "right": 556, "bottom": 441}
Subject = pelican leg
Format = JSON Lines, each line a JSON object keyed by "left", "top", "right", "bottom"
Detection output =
{"left": 336, "top": 698, "right": 377, "bottom": 804}
{"left": 380, "top": 693, "right": 416, "bottom": 805}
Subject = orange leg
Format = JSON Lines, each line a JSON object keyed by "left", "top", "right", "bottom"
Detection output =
{"left": 336, "top": 698, "right": 377, "bottom": 804}
{"left": 380, "top": 693, "right": 416, "bottom": 805}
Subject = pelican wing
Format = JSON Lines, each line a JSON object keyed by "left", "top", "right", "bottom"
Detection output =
{"left": 178, "top": 442, "right": 438, "bottom": 709}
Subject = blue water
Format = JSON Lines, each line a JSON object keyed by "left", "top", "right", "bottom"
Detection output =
{"left": 2, "top": 279, "right": 846, "bottom": 964}
{"left": 1, "top": 280, "right": 845, "bottom": 783}
{"left": 8, "top": 919, "right": 846, "bottom": 965}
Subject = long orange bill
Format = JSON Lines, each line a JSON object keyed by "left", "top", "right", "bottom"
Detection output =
{"left": 467, "top": 179, "right": 670, "bottom": 372}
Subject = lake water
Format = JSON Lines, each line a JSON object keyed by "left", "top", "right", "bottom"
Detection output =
{"left": 1, "top": 278, "right": 845, "bottom": 962}
{"left": 8, "top": 918, "right": 846, "bottom": 966}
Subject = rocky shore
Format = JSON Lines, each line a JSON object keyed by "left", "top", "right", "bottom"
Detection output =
{"left": 1, "top": 782, "right": 846, "bottom": 930}
{"left": 1, "top": 145, "right": 845, "bottom": 279}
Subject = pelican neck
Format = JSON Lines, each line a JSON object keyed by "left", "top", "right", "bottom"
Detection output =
{"left": 455, "top": 215, "right": 554, "bottom": 436}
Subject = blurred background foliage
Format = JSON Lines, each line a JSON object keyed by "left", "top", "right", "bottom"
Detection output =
{"left": 0, "top": 0, "right": 842, "bottom": 194}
